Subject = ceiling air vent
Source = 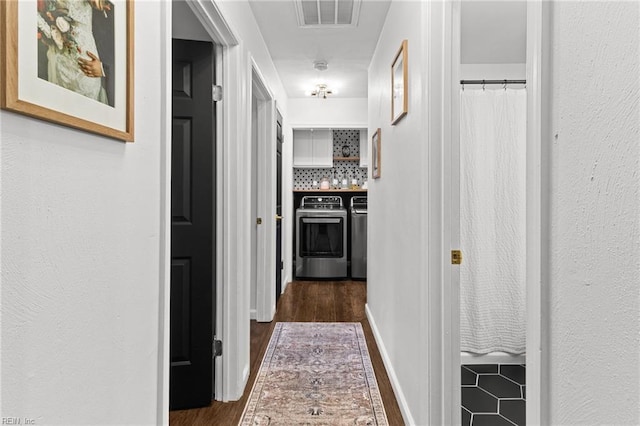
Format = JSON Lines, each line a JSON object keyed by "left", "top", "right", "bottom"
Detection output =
{"left": 295, "top": 0, "right": 361, "bottom": 28}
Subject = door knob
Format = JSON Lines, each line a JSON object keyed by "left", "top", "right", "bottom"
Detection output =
{"left": 256, "top": 217, "right": 262, "bottom": 225}
{"left": 276, "top": 215, "right": 283, "bottom": 221}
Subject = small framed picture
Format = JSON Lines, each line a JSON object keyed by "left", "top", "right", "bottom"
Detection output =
{"left": 0, "top": 0, "right": 135, "bottom": 141}
{"left": 391, "top": 39, "right": 408, "bottom": 125}
{"left": 372, "top": 128, "right": 381, "bottom": 179}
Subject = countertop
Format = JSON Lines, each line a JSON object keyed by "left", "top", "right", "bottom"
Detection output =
{"left": 293, "top": 189, "right": 368, "bottom": 192}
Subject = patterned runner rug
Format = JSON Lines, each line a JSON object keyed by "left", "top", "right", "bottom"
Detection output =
{"left": 239, "top": 322, "right": 389, "bottom": 425}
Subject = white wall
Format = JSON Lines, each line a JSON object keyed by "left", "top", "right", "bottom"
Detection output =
{"left": 366, "top": 2, "right": 445, "bottom": 424}
{"left": 288, "top": 98, "right": 368, "bottom": 127}
{"left": 173, "top": 0, "right": 212, "bottom": 41}
{"left": 460, "top": 1, "right": 526, "bottom": 82}
{"left": 547, "top": 2, "right": 639, "bottom": 423}
{"left": 460, "top": 1, "right": 526, "bottom": 64}
{"left": 0, "top": 2, "right": 167, "bottom": 424}
{"left": 460, "top": 63, "right": 526, "bottom": 81}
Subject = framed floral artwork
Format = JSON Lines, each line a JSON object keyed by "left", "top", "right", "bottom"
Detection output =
{"left": 0, "top": 0, "right": 134, "bottom": 142}
{"left": 391, "top": 39, "right": 408, "bottom": 125}
{"left": 372, "top": 128, "right": 381, "bottom": 179}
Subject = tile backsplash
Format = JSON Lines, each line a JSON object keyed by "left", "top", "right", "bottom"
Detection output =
{"left": 294, "top": 129, "right": 368, "bottom": 190}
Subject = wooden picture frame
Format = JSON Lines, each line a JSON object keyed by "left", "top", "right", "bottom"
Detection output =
{"left": 0, "top": 0, "right": 134, "bottom": 142}
{"left": 372, "top": 128, "right": 381, "bottom": 179}
{"left": 391, "top": 39, "right": 408, "bottom": 125}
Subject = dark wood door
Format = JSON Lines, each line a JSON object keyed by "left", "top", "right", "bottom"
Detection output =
{"left": 275, "top": 111, "right": 283, "bottom": 303}
{"left": 170, "top": 39, "right": 215, "bottom": 410}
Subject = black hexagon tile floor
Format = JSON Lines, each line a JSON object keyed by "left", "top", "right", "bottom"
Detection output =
{"left": 462, "top": 364, "right": 526, "bottom": 426}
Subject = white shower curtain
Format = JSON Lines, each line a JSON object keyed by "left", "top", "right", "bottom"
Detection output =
{"left": 460, "top": 88, "right": 527, "bottom": 354}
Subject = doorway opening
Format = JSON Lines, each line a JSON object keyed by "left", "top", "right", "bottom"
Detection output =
{"left": 444, "top": 1, "right": 547, "bottom": 424}
{"left": 457, "top": 2, "right": 527, "bottom": 425}
{"left": 276, "top": 110, "right": 284, "bottom": 304}
{"left": 251, "top": 64, "right": 278, "bottom": 323}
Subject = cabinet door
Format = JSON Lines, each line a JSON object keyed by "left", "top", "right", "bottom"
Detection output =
{"left": 293, "top": 129, "right": 314, "bottom": 167}
{"left": 359, "top": 129, "right": 369, "bottom": 168}
{"left": 312, "top": 129, "right": 333, "bottom": 168}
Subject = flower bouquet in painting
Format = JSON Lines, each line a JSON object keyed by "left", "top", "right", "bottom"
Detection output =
{"left": 37, "top": 0, "right": 79, "bottom": 54}
{"left": 36, "top": 0, "right": 112, "bottom": 105}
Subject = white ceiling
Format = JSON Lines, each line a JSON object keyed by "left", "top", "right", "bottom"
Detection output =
{"left": 461, "top": 1, "right": 527, "bottom": 64}
{"left": 248, "top": 0, "right": 526, "bottom": 99}
{"left": 248, "top": 0, "right": 391, "bottom": 99}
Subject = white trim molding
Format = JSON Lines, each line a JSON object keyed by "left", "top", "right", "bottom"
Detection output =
{"left": 442, "top": 0, "right": 462, "bottom": 424}
{"left": 157, "top": 0, "right": 172, "bottom": 422}
{"left": 526, "top": 1, "right": 551, "bottom": 424}
{"left": 184, "top": 0, "right": 250, "bottom": 403}
{"left": 425, "top": 0, "right": 450, "bottom": 424}
{"left": 220, "top": 42, "right": 251, "bottom": 401}
{"left": 366, "top": 304, "right": 416, "bottom": 426}
{"left": 252, "top": 60, "right": 278, "bottom": 323}
{"left": 186, "top": 0, "right": 238, "bottom": 46}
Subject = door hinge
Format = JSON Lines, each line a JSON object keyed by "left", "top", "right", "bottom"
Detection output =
{"left": 213, "top": 338, "right": 222, "bottom": 358}
{"left": 451, "top": 250, "right": 463, "bottom": 265}
{"left": 212, "top": 85, "right": 223, "bottom": 102}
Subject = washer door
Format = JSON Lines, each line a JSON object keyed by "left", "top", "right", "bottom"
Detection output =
{"left": 298, "top": 216, "right": 344, "bottom": 258}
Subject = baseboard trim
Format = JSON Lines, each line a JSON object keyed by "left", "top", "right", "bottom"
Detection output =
{"left": 250, "top": 309, "right": 257, "bottom": 320}
{"left": 366, "top": 303, "right": 416, "bottom": 426}
{"left": 242, "top": 364, "right": 249, "bottom": 387}
{"left": 282, "top": 275, "right": 290, "bottom": 294}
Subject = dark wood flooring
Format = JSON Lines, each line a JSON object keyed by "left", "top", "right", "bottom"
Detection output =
{"left": 169, "top": 280, "right": 405, "bottom": 425}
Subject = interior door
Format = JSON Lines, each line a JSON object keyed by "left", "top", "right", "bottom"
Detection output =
{"left": 170, "top": 38, "right": 215, "bottom": 410}
{"left": 275, "top": 111, "right": 283, "bottom": 303}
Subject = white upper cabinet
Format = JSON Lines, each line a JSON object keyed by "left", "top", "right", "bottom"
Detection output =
{"left": 293, "top": 129, "right": 314, "bottom": 166}
{"left": 312, "top": 129, "right": 333, "bottom": 167}
{"left": 359, "top": 129, "right": 368, "bottom": 168}
{"left": 293, "top": 129, "right": 333, "bottom": 168}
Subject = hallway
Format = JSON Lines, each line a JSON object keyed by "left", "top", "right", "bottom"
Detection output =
{"left": 2, "top": 1, "right": 638, "bottom": 424}
{"left": 169, "top": 281, "right": 404, "bottom": 425}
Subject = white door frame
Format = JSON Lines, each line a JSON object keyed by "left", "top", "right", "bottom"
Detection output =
{"left": 442, "top": 1, "right": 549, "bottom": 424}
{"left": 187, "top": 0, "right": 247, "bottom": 403}
{"left": 161, "top": 0, "right": 257, "bottom": 409}
{"left": 251, "top": 60, "right": 278, "bottom": 323}
{"left": 158, "top": 2, "right": 172, "bottom": 422}
{"left": 525, "top": 2, "right": 551, "bottom": 423}
{"left": 442, "top": 1, "right": 461, "bottom": 423}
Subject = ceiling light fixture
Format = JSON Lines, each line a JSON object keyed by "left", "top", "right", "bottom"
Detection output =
{"left": 310, "top": 84, "right": 333, "bottom": 99}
